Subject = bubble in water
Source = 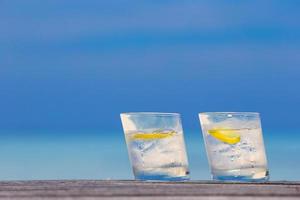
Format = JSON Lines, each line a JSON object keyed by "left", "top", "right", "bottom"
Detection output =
{"left": 218, "top": 146, "right": 232, "bottom": 153}
{"left": 230, "top": 155, "right": 235, "bottom": 161}
{"left": 137, "top": 142, "right": 144, "bottom": 150}
{"left": 249, "top": 147, "right": 256, "bottom": 152}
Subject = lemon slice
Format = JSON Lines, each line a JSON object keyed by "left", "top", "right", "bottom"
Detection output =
{"left": 208, "top": 128, "right": 240, "bottom": 144}
{"left": 132, "top": 131, "right": 175, "bottom": 140}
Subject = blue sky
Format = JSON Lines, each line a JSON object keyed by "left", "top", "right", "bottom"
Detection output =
{"left": 1, "top": 0, "right": 300, "bottom": 132}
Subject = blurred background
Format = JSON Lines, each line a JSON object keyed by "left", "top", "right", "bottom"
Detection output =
{"left": 0, "top": 0, "right": 300, "bottom": 180}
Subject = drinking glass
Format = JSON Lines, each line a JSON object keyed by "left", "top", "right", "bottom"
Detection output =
{"left": 199, "top": 112, "right": 269, "bottom": 181}
{"left": 121, "top": 112, "right": 190, "bottom": 181}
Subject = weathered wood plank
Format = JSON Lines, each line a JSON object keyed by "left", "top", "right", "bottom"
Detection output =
{"left": 0, "top": 180, "right": 298, "bottom": 199}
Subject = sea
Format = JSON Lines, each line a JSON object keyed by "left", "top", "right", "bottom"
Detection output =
{"left": 0, "top": 129, "right": 298, "bottom": 181}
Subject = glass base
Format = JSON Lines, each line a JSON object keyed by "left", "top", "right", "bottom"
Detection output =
{"left": 134, "top": 166, "right": 190, "bottom": 181}
{"left": 212, "top": 168, "right": 269, "bottom": 182}
{"left": 213, "top": 174, "right": 269, "bottom": 182}
{"left": 136, "top": 174, "right": 189, "bottom": 181}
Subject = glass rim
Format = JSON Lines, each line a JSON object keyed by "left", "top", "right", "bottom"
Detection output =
{"left": 120, "top": 112, "right": 180, "bottom": 117}
{"left": 199, "top": 112, "right": 260, "bottom": 116}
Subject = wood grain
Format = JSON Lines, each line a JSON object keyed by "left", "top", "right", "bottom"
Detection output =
{"left": 0, "top": 180, "right": 298, "bottom": 199}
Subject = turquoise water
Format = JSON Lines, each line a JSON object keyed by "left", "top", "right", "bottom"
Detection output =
{"left": 0, "top": 130, "right": 298, "bottom": 181}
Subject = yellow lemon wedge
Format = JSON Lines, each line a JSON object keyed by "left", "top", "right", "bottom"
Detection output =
{"left": 132, "top": 131, "right": 175, "bottom": 140}
{"left": 208, "top": 128, "right": 240, "bottom": 144}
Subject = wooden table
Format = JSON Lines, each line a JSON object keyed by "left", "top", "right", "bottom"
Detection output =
{"left": 0, "top": 180, "right": 299, "bottom": 199}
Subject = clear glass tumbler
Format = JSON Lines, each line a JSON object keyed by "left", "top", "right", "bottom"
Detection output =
{"left": 120, "top": 112, "right": 190, "bottom": 181}
{"left": 199, "top": 112, "right": 269, "bottom": 182}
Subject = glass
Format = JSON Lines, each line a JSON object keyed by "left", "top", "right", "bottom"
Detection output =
{"left": 120, "top": 112, "right": 190, "bottom": 181}
{"left": 199, "top": 112, "right": 269, "bottom": 182}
